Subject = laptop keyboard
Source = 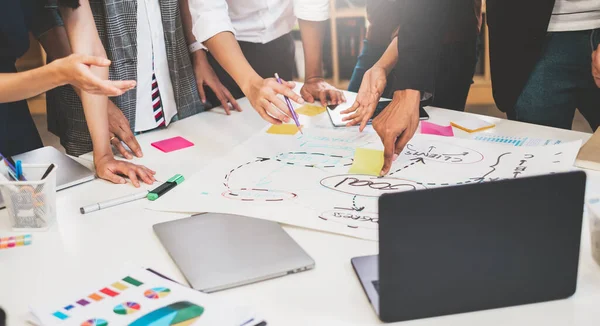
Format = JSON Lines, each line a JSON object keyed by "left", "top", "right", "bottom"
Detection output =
{"left": 372, "top": 280, "right": 380, "bottom": 294}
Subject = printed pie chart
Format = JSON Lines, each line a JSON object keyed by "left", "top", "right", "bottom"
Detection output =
{"left": 81, "top": 318, "right": 108, "bottom": 326}
{"left": 113, "top": 302, "right": 141, "bottom": 315}
{"left": 144, "top": 287, "right": 172, "bottom": 299}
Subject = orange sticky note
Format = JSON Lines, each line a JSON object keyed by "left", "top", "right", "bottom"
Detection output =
{"left": 266, "top": 124, "right": 302, "bottom": 135}
{"left": 348, "top": 148, "right": 384, "bottom": 176}
{"left": 450, "top": 118, "right": 495, "bottom": 133}
{"left": 295, "top": 104, "right": 326, "bottom": 116}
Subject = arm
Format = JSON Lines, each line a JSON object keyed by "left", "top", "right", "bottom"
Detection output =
{"left": 298, "top": 19, "right": 345, "bottom": 105}
{"left": 59, "top": 1, "right": 155, "bottom": 186}
{"left": 374, "top": 0, "right": 463, "bottom": 175}
{"left": 188, "top": 0, "right": 303, "bottom": 124}
{"left": 296, "top": 0, "right": 345, "bottom": 105}
{"left": 342, "top": 37, "right": 398, "bottom": 130}
{"left": 41, "top": 24, "right": 144, "bottom": 159}
{"left": 0, "top": 58, "right": 104, "bottom": 103}
{"left": 179, "top": 0, "right": 241, "bottom": 113}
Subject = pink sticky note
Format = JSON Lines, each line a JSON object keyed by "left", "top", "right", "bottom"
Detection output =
{"left": 420, "top": 121, "right": 454, "bottom": 137}
{"left": 151, "top": 136, "right": 194, "bottom": 153}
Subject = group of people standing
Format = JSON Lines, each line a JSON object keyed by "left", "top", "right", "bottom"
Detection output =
{"left": 1, "top": 0, "right": 600, "bottom": 182}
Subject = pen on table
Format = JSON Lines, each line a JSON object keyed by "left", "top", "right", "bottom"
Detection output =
{"left": 274, "top": 73, "right": 303, "bottom": 134}
{"left": 80, "top": 174, "right": 185, "bottom": 214}
{"left": 80, "top": 191, "right": 149, "bottom": 214}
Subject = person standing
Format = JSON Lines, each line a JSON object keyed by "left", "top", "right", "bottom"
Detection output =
{"left": 40, "top": 0, "right": 209, "bottom": 165}
{"left": 0, "top": 0, "right": 134, "bottom": 161}
{"left": 183, "top": 0, "right": 345, "bottom": 125}
{"left": 487, "top": 0, "right": 600, "bottom": 130}
{"left": 346, "top": 0, "right": 481, "bottom": 175}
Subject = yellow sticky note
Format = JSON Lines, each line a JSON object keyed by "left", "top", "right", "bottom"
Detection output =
{"left": 266, "top": 124, "right": 302, "bottom": 135}
{"left": 348, "top": 148, "right": 384, "bottom": 176}
{"left": 295, "top": 104, "right": 327, "bottom": 117}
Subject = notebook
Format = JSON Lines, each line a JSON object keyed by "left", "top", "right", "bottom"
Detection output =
{"left": 575, "top": 128, "right": 600, "bottom": 171}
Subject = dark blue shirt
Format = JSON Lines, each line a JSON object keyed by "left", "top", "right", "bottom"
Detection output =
{"left": 0, "top": 1, "right": 59, "bottom": 156}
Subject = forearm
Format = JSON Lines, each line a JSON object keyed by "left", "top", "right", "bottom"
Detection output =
{"left": 204, "top": 32, "right": 261, "bottom": 93}
{"left": 299, "top": 19, "right": 326, "bottom": 80}
{"left": 39, "top": 26, "right": 72, "bottom": 62}
{"left": 0, "top": 65, "right": 66, "bottom": 103}
{"left": 179, "top": 0, "right": 197, "bottom": 45}
{"left": 60, "top": 1, "right": 111, "bottom": 159}
{"left": 373, "top": 37, "right": 399, "bottom": 75}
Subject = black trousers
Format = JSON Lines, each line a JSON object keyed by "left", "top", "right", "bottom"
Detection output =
{"left": 205, "top": 32, "right": 296, "bottom": 107}
{"left": 419, "top": 39, "right": 479, "bottom": 111}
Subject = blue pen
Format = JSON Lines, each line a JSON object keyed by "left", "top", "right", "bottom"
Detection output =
{"left": 15, "top": 160, "right": 23, "bottom": 181}
{"left": 274, "top": 73, "right": 303, "bottom": 134}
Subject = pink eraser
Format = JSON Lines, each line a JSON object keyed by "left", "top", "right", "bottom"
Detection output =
{"left": 151, "top": 136, "right": 194, "bottom": 153}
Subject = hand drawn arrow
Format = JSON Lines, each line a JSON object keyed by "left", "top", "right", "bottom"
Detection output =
{"left": 389, "top": 157, "right": 426, "bottom": 175}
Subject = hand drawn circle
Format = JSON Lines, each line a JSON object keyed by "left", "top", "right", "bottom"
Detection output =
{"left": 275, "top": 151, "right": 353, "bottom": 168}
{"left": 320, "top": 175, "right": 425, "bottom": 197}
{"left": 222, "top": 188, "right": 297, "bottom": 201}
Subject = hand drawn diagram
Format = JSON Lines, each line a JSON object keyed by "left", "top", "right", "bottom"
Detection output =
{"left": 149, "top": 128, "right": 581, "bottom": 241}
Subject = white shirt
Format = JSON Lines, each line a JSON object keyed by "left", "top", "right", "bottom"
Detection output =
{"left": 189, "top": 0, "right": 330, "bottom": 45}
{"left": 547, "top": 0, "right": 600, "bottom": 32}
{"left": 135, "top": 0, "right": 178, "bottom": 132}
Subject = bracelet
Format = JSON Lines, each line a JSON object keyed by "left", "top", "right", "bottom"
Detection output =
{"left": 188, "top": 41, "right": 205, "bottom": 54}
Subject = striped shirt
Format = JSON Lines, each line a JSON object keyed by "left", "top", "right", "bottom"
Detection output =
{"left": 45, "top": 0, "right": 205, "bottom": 156}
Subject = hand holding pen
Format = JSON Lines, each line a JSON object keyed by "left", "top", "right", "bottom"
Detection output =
{"left": 241, "top": 74, "right": 304, "bottom": 125}
{"left": 274, "top": 73, "right": 303, "bottom": 134}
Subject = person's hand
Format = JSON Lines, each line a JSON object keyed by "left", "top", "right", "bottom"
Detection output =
{"left": 52, "top": 53, "right": 136, "bottom": 96}
{"left": 192, "top": 50, "right": 242, "bottom": 114}
{"left": 372, "top": 89, "right": 421, "bottom": 176}
{"left": 592, "top": 44, "right": 600, "bottom": 88}
{"left": 341, "top": 66, "right": 387, "bottom": 131}
{"left": 300, "top": 77, "right": 346, "bottom": 106}
{"left": 94, "top": 154, "right": 156, "bottom": 188}
{"left": 242, "top": 75, "right": 304, "bottom": 124}
{"left": 107, "top": 101, "right": 143, "bottom": 159}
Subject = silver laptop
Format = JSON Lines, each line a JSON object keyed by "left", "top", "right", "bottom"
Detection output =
{"left": 154, "top": 213, "right": 315, "bottom": 293}
{"left": 0, "top": 146, "right": 95, "bottom": 208}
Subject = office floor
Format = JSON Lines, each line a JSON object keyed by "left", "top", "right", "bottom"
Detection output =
{"left": 32, "top": 104, "right": 593, "bottom": 151}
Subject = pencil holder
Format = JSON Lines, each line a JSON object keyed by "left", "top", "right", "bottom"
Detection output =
{"left": 0, "top": 164, "right": 57, "bottom": 231}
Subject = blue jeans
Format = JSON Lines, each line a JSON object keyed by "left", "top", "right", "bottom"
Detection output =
{"left": 348, "top": 39, "right": 478, "bottom": 111}
{"left": 514, "top": 29, "right": 600, "bottom": 130}
{"left": 348, "top": 40, "right": 392, "bottom": 94}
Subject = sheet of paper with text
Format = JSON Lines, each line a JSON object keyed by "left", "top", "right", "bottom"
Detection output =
{"left": 149, "top": 127, "right": 581, "bottom": 241}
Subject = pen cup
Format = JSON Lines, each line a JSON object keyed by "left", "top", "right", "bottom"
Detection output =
{"left": 587, "top": 197, "right": 600, "bottom": 267}
{"left": 0, "top": 164, "right": 57, "bottom": 231}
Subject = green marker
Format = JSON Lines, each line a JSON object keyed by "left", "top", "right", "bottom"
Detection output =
{"left": 147, "top": 174, "right": 185, "bottom": 201}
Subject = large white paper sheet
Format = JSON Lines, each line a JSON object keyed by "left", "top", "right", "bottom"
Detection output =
{"left": 149, "top": 127, "right": 581, "bottom": 241}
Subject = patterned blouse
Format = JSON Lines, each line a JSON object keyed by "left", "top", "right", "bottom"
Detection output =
{"left": 46, "top": 0, "right": 205, "bottom": 156}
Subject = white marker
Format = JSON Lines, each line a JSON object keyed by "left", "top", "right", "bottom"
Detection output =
{"left": 80, "top": 191, "right": 148, "bottom": 214}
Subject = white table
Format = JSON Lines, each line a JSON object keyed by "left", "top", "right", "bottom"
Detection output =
{"left": 2, "top": 91, "right": 600, "bottom": 326}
